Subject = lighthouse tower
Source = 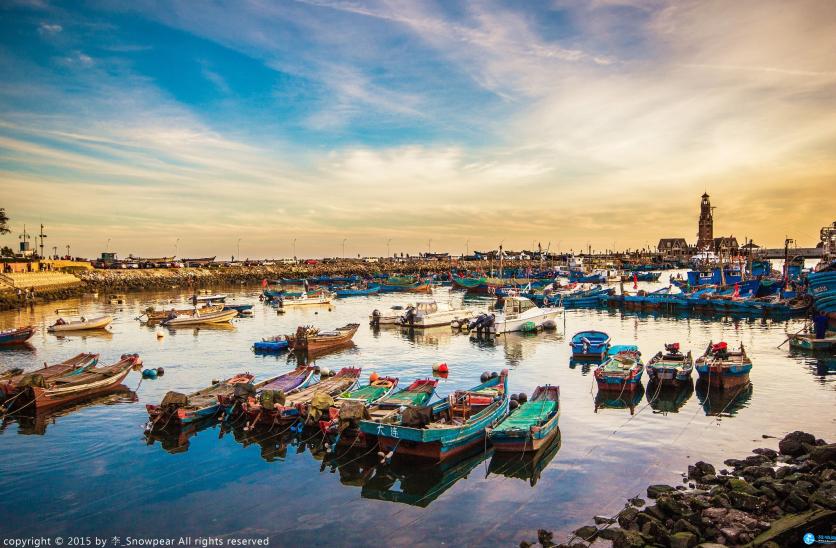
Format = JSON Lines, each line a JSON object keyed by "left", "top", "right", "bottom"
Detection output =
{"left": 697, "top": 193, "right": 713, "bottom": 250}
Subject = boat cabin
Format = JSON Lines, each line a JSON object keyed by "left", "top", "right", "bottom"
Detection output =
{"left": 503, "top": 297, "right": 537, "bottom": 318}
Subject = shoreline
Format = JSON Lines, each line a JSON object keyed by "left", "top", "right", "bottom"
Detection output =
{"left": 525, "top": 431, "right": 835, "bottom": 548}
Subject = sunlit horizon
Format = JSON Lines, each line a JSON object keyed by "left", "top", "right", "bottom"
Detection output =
{"left": 2, "top": 1, "right": 835, "bottom": 259}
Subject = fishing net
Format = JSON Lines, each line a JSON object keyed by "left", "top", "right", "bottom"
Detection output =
{"left": 160, "top": 391, "right": 188, "bottom": 407}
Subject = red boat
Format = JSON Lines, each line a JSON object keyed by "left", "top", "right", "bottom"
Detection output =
{"left": 11, "top": 354, "right": 141, "bottom": 411}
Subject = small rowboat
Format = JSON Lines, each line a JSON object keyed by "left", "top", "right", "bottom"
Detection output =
{"left": 144, "top": 305, "right": 223, "bottom": 321}
{"left": 646, "top": 343, "right": 693, "bottom": 386}
{"left": 0, "top": 325, "right": 36, "bottom": 345}
{"left": 489, "top": 385, "right": 560, "bottom": 452}
{"left": 161, "top": 309, "right": 238, "bottom": 326}
{"left": 361, "top": 370, "right": 509, "bottom": 462}
{"left": 195, "top": 294, "right": 227, "bottom": 303}
{"left": 48, "top": 315, "right": 113, "bottom": 332}
{"left": 253, "top": 336, "right": 290, "bottom": 353}
{"left": 146, "top": 373, "right": 255, "bottom": 430}
{"left": 287, "top": 323, "right": 360, "bottom": 352}
{"left": 594, "top": 346, "right": 644, "bottom": 392}
{"left": 219, "top": 366, "right": 317, "bottom": 419}
{"left": 223, "top": 303, "right": 254, "bottom": 313}
{"left": 280, "top": 291, "right": 333, "bottom": 306}
{"left": 242, "top": 367, "right": 361, "bottom": 428}
{"left": 570, "top": 330, "right": 610, "bottom": 361}
{"left": 11, "top": 354, "right": 141, "bottom": 411}
{"left": 788, "top": 333, "right": 836, "bottom": 351}
{"left": 334, "top": 285, "right": 380, "bottom": 297}
{"left": 695, "top": 341, "right": 752, "bottom": 389}
{"left": 1, "top": 353, "right": 99, "bottom": 402}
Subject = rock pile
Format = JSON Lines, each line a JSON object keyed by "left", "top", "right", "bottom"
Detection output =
{"left": 523, "top": 431, "right": 835, "bottom": 547}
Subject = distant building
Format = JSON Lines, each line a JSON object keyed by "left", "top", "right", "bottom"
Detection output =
{"left": 713, "top": 236, "right": 739, "bottom": 255}
{"left": 697, "top": 193, "right": 714, "bottom": 250}
{"left": 658, "top": 238, "right": 689, "bottom": 258}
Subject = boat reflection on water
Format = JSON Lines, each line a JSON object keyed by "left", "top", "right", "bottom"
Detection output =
{"left": 488, "top": 429, "right": 561, "bottom": 487}
{"left": 646, "top": 380, "right": 694, "bottom": 414}
{"left": 695, "top": 381, "right": 753, "bottom": 417}
{"left": 299, "top": 341, "right": 357, "bottom": 361}
{"left": 145, "top": 415, "right": 222, "bottom": 454}
{"left": 3, "top": 386, "right": 136, "bottom": 435}
{"left": 51, "top": 330, "right": 114, "bottom": 341}
{"left": 788, "top": 350, "right": 836, "bottom": 381}
{"left": 399, "top": 325, "right": 454, "bottom": 347}
{"left": 359, "top": 445, "right": 493, "bottom": 507}
{"left": 594, "top": 384, "right": 645, "bottom": 415}
{"left": 569, "top": 357, "right": 601, "bottom": 375}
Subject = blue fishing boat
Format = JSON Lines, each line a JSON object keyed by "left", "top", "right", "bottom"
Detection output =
{"left": 146, "top": 373, "right": 255, "bottom": 429}
{"left": 570, "top": 330, "right": 610, "bottom": 360}
{"left": 334, "top": 285, "right": 380, "bottom": 297}
{"left": 360, "top": 370, "right": 509, "bottom": 462}
{"left": 695, "top": 341, "right": 752, "bottom": 389}
{"left": 224, "top": 303, "right": 254, "bottom": 313}
{"left": 253, "top": 336, "right": 290, "bottom": 353}
{"left": 646, "top": 343, "right": 693, "bottom": 386}
{"left": 489, "top": 385, "right": 560, "bottom": 452}
{"left": 0, "top": 325, "right": 36, "bottom": 346}
{"left": 594, "top": 346, "right": 643, "bottom": 391}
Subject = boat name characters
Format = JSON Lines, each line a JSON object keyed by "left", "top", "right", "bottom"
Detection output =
{"left": 1, "top": 539, "right": 273, "bottom": 548}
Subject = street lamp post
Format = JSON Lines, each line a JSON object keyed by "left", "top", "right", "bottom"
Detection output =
{"left": 342, "top": 238, "right": 347, "bottom": 258}
{"left": 237, "top": 238, "right": 242, "bottom": 260}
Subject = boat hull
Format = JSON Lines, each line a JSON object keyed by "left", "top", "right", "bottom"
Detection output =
{"left": 0, "top": 326, "right": 36, "bottom": 345}
{"left": 23, "top": 362, "right": 134, "bottom": 411}
{"left": 490, "top": 420, "right": 560, "bottom": 452}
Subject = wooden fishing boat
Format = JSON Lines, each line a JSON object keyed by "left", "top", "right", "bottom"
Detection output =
{"left": 360, "top": 370, "right": 509, "bottom": 462}
{"left": 334, "top": 285, "right": 380, "bottom": 297}
{"left": 569, "top": 330, "right": 610, "bottom": 360}
{"left": 788, "top": 333, "right": 836, "bottom": 351}
{"left": 369, "top": 305, "right": 407, "bottom": 326}
{"left": 489, "top": 385, "right": 560, "bottom": 452}
{"left": 594, "top": 346, "right": 644, "bottom": 392}
{"left": 48, "top": 315, "right": 113, "bottom": 332}
{"left": 195, "top": 294, "right": 227, "bottom": 302}
{"left": 218, "top": 366, "right": 317, "bottom": 419}
{"left": 280, "top": 291, "right": 333, "bottom": 306}
{"left": 404, "top": 281, "right": 433, "bottom": 294}
{"left": 0, "top": 353, "right": 99, "bottom": 402}
{"left": 12, "top": 354, "right": 140, "bottom": 411}
{"left": 695, "top": 341, "right": 752, "bottom": 389}
{"left": 223, "top": 303, "right": 254, "bottom": 313}
{"left": 242, "top": 367, "right": 361, "bottom": 428}
{"left": 318, "top": 376, "right": 399, "bottom": 447}
{"left": 286, "top": 323, "right": 359, "bottom": 352}
{"left": 0, "top": 325, "right": 36, "bottom": 345}
{"left": 146, "top": 373, "right": 255, "bottom": 430}
{"left": 645, "top": 343, "right": 693, "bottom": 386}
{"left": 161, "top": 308, "right": 238, "bottom": 326}
{"left": 143, "top": 304, "right": 223, "bottom": 321}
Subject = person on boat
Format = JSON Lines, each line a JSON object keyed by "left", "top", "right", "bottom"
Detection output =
{"left": 167, "top": 309, "right": 177, "bottom": 321}
{"left": 813, "top": 311, "right": 829, "bottom": 340}
{"left": 191, "top": 294, "right": 198, "bottom": 306}
{"left": 55, "top": 318, "right": 66, "bottom": 326}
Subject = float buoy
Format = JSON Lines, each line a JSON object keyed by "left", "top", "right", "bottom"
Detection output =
{"left": 432, "top": 362, "right": 448, "bottom": 373}
{"left": 156, "top": 367, "right": 165, "bottom": 376}
{"left": 509, "top": 399, "right": 519, "bottom": 411}
{"left": 319, "top": 367, "right": 333, "bottom": 377}
{"left": 517, "top": 392, "right": 528, "bottom": 403}
{"left": 142, "top": 369, "right": 158, "bottom": 379}
{"left": 369, "top": 372, "right": 380, "bottom": 382}
{"left": 480, "top": 371, "right": 491, "bottom": 383}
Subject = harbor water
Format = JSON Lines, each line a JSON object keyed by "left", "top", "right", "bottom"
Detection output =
{"left": 0, "top": 277, "right": 834, "bottom": 545}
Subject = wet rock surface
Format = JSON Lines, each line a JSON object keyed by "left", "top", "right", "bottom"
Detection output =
{"left": 522, "top": 432, "right": 836, "bottom": 547}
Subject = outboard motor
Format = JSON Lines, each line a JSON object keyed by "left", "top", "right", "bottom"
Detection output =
{"left": 401, "top": 306, "right": 417, "bottom": 326}
{"left": 370, "top": 309, "right": 381, "bottom": 328}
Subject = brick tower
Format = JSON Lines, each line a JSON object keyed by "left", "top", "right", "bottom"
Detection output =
{"left": 697, "top": 193, "right": 713, "bottom": 250}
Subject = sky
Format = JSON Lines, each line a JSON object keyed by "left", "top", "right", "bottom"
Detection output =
{"left": 0, "top": 0, "right": 834, "bottom": 259}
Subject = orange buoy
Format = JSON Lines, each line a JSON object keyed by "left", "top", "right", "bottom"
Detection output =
{"left": 432, "top": 362, "right": 449, "bottom": 373}
{"left": 369, "top": 371, "right": 380, "bottom": 382}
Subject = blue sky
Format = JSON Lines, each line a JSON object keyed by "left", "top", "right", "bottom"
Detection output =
{"left": 1, "top": 0, "right": 834, "bottom": 258}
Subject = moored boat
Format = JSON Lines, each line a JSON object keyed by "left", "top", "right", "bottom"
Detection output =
{"left": 279, "top": 290, "right": 334, "bottom": 306}
{"left": 645, "top": 343, "right": 693, "bottom": 386}
{"left": 469, "top": 296, "right": 560, "bottom": 335}
{"left": 360, "top": 370, "right": 509, "bottom": 462}
{"left": 695, "top": 341, "right": 752, "bottom": 389}
{"left": 48, "top": 315, "right": 113, "bottom": 332}
{"left": 319, "top": 376, "right": 400, "bottom": 447}
{"left": 242, "top": 367, "right": 361, "bottom": 428}
{"left": 399, "top": 301, "right": 474, "bottom": 328}
{"left": 218, "top": 366, "right": 317, "bottom": 419}
{"left": 1, "top": 352, "right": 99, "bottom": 403}
{"left": 569, "top": 330, "right": 610, "bottom": 361}
{"left": 334, "top": 285, "right": 380, "bottom": 297}
{"left": 253, "top": 335, "right": 290, "bottom": 353}
{"left": 161, "top": 309, "right": 238, "bottom": 326}
{"left": 787, "top": 333, "right": 836, "bottom": 351}
{"left": 12, "top": 354, "right": 140, "bottom": 411}
{"left": 146, "top": 373, "right": 255, "bottom": 430}
{"left": 286, "top": 323, "right": 360, "bottom": 352}
{"left": 143, "top": 304, "right": 223, "bottom": 321}
{"left": 0, "top": 325, "right": 36, "bottom": 345}
{"left": 489, "top": 385, "right": 560, "bottom": 452}
{"left": 369, "top": 305, "right": 406, "bottom": 326}
{"left": 594, "top": 346, "right": 644, "bottom": 392}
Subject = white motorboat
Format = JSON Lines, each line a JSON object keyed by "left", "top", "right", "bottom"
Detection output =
{"left": 48, "top": 315, "right": 113, "bottom": 332}
{"left": 280, "top": 291, "right": 334, "bottom": 307}
{"left": 399, "top": 301, "right": 474, "bottom": 328}
{"left": 472, "top": 296, "right": 561, "bottom": 335}
{"left": 369, "top": 305, "right": 406, "bottom": 325}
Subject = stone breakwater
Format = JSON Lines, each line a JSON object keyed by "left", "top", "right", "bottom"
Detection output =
{"left": 525, "top": 431, "right": 835, "bottom": 548}
{"left": 0, "top": 260, "right": 538, "bottom": 310}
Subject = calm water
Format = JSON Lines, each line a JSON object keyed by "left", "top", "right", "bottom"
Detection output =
{"left": 1, "top": 275, "right": 834, "bottom": 546}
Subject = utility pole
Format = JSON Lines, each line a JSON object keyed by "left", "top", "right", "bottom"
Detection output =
{"left": 237, "top": 238, "right": 242, "bottom": 260}
{"left": 428, "top": 239, "right": 432, "bottom": 255}
{"left": 52, "top": 246, "right": 57, "bottom": 259}
{"left": 292, "top": 238, "right": 297, "bottom": 259}
{"left": 342, "top": 238, "right": 347, "bottom": 258}
{"left": 66, "top": 244, "right": 70, "bottom": 258}
{"left": 38, "top": 224, "right": 47, "bottom": 258}
{"left": 19, "top": 225, "right": 31, "bottom": 255}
